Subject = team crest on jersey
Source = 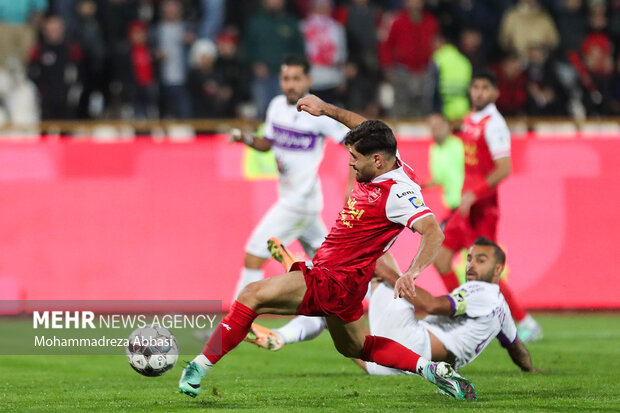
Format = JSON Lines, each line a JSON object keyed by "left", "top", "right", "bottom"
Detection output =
{"left": 368, "top": 187, "right": 382, "bottom": 203}
{"left": 408, "top": 196, "right": 424, "bottom": 208}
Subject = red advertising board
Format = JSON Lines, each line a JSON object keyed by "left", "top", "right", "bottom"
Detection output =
{"left": 0, "top": 135, "right": 618, "bottom": 311}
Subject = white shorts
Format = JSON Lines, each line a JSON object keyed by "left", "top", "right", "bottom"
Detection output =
{"left": 245, "top": 201, "right": 327, "bottom": 259}
{"left": 366, "top": 282, "right": 432, "bottom": 376}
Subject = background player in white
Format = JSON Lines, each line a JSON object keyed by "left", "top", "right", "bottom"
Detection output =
{"left": 248, "top": 237, "right": 538, "bottom": 376}
{"left": 230, "top": 56, "right": 348, "bottom": 297}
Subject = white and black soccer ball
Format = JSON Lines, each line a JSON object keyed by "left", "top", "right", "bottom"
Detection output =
{"left": 126, "top": 325, "right": 179, "bottom": 377}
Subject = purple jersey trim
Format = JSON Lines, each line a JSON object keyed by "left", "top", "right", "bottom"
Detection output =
{"left": 445, "top": 294, "right": 457, "bottom": 315}
{"left": 271, "top": 124, "right": 319, "bottom": 150}
{"left": 497, "top": 331, "right": 518, "bottom": 348}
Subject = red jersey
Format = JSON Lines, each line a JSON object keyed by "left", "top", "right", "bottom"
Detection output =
{"left": 460, "top": 103, "right": 511, "bottom": 207}
{"left": 313, "top": 165, "right": 433, "bottom": 280}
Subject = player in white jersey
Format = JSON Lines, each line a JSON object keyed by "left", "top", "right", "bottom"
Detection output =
{"left": 248, "top": 236, "right": 537, "bottom": 374}
{"left": 230, "top": 56, "right": 348, "bottom": 297}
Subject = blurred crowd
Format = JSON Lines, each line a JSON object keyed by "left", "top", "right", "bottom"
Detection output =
{"left": 0, "top": 0, "right": 619, "bottom": 124}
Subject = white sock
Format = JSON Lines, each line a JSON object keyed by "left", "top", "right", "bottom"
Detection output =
{"left": 233, "top": 268, "right": 263, "bottom": 299}
{"left": 274, "top": 316, "right": 327, "bottom": 344}
{"left": 415, "top": 357, "right": 431, "bottom": 377}
{"left": 192, "top": 354, "right": 213, "bottom": 373}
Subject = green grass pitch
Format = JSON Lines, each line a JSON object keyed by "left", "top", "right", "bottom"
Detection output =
{"left": 1, "top": 314, "right": 619, "bottom": 412}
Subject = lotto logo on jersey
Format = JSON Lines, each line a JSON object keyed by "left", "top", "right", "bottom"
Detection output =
{"left": 408, "top": 196, "right": 424, "bottom": 208}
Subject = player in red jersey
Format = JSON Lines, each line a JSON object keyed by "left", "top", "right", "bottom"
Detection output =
{"left": 433, "top": 71, "right": 542, "bottom": 342}
{"left": 179, "top": 95, "right": 478, "bottom": 400}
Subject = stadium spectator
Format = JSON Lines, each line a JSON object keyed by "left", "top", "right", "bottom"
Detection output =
{"left": 243, "top": 0, "right": 305, "bottom": 118}
{"left": 380, "top": 0, "right": 438, "bottom": 117}
{"left": 72, "top": 0, "right": 106, "bottom": 118}
{"left": 198, "top": 0, "right": 224, "bottom": 41}
{"left": 28, "top": 15, "right": 82, "bottom": 120}
{"left": 611, "top": 0, "right": 620, "bottom": 46}
{"left": 458, "top": 27, "right": 487, "bottom": 72}
{"left": 102, "top": 0, "right": 138, "bottom": 55}
{"left": 136, "top": 0, "right": 156, "bottom": 25}
{"left": 155, "top": 0, "right": 194, "bottom": 119}
{"left": 580, "top": 1, "right": 614, "bottom": 114}
{"left": 114, "top": 20, "right": 158, "bottom": 119}
{"left": 612, "top": 52, "right": 620, "bottom": 114}
{"left": 525, "top": 46, "right": 566, "bottom": 116}
{"left": 214, "top": 30, "right": 247, "bottom": 117}
{"left": 493, "top": 53, "right": 527, "bottom": 116}
{"left": 498, "top": 0, "right": 559, "bottom": 63}
{"left": 341, "top": 0, "right": 381, "bottom": 116}
{"left": 0, "top": 56, "right": 39, "bottom": 126}
{"left": 187, "top": 39, "right": 232, "bottom": 118}
{"left": 430, "top": 32, "right": 471, "bottom": 121}
{"left": 452, "top": 0, "right": 512, "bottom": 60}
{"left": 301, "top": 0, "right": 347, "bottom": 104}
{"left": 0, "top": 0, "right": 47, "bottom": 67}
{"left": 554, "top": 0, "right": 588, "bottom": 54}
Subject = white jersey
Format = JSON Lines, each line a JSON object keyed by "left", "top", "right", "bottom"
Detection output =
{"left": 469, "top": 103, "right": 511, "bottom": 160}
{"left": 420, "top": 281, "right": 518, "bottom": 370}
{"left": 264, "top": 95, "right": 348, "bottom": 213}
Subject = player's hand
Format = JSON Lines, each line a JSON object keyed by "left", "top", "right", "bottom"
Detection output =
{"left": 459, "top": 191, "right": 476, "bottom": 217}
{"left": 394, "top": 271, "right": 420, "bottom": 300}
{"left": 296, "top": 94, "right": 328, "bottom": 116}
{"left": 228, "top": 128, "right": 253, "bottom": 145}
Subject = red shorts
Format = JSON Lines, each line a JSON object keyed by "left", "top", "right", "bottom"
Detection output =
{"left": 442, "top": 204, "right": 498, "bottom": 252}
{"left": 293, "top": 261, "right": 370, "bottom": 323}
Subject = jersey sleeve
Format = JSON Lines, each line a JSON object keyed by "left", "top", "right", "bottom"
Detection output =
{"left": 450, "top": 282, "right": 496, "bottom": 318}
{"left": 497, "top": 305, "right": 518, "bottom": 348}
{"left": 385, "top": 182, "right": 433, "bottom": 229}
{"left": 484, "top": 115, "right": 511, "bottom": 160}
{"left": 319, "top": 116, "right": 349, "bottom": 144}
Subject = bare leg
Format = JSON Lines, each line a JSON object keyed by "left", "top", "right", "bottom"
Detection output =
{"left": 238, "top": 270, "right": 307, "bottom": 315}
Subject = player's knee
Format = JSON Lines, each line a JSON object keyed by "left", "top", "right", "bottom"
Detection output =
{"left": 236, "top": 281, "right": 263, "bottom": 309}
{"left": 333, "top": 341, "right": 362, "bottom": 359}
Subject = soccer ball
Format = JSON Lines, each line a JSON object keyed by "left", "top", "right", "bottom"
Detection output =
{"left": 126, "top": 325, "right": 179, "bottom": 377}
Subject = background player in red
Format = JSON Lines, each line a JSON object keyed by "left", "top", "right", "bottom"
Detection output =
{"left": 433, "top": 71, "right": 542, "bottom": 342}
{"left": 179, "top": 96, "right": 478, "bottom": 401}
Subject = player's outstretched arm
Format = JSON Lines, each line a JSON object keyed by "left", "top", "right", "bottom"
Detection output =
{"left": 408, "top": 287, "right": 454, "bottom": 316}
{"left": 296, "top": 94, "right": 366, "bottom": 129}
{"left": 229, "top": 128, "right": 272, "bottom": 152}
{"left": 506, "top": 339, "right": 539, "bottom": 372}
{"left": 394, "top": 215, "right": 444, "bottom": 300}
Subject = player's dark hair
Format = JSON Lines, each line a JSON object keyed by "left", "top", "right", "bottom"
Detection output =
{"left": 344, "top": 120, "right": 397, "bottom": 158}
{"left": 473, "top": 236, "right": 506, "bottom": 266}
{"left": 471, "top": 70, "right": 497, "bottom": 88}
{"left": 282, "top": 55, "right": 311, "bottom": 75}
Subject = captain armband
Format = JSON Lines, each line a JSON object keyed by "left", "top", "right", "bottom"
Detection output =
{"left": 449, "top": 290, "right": 467, "bottom": 316}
